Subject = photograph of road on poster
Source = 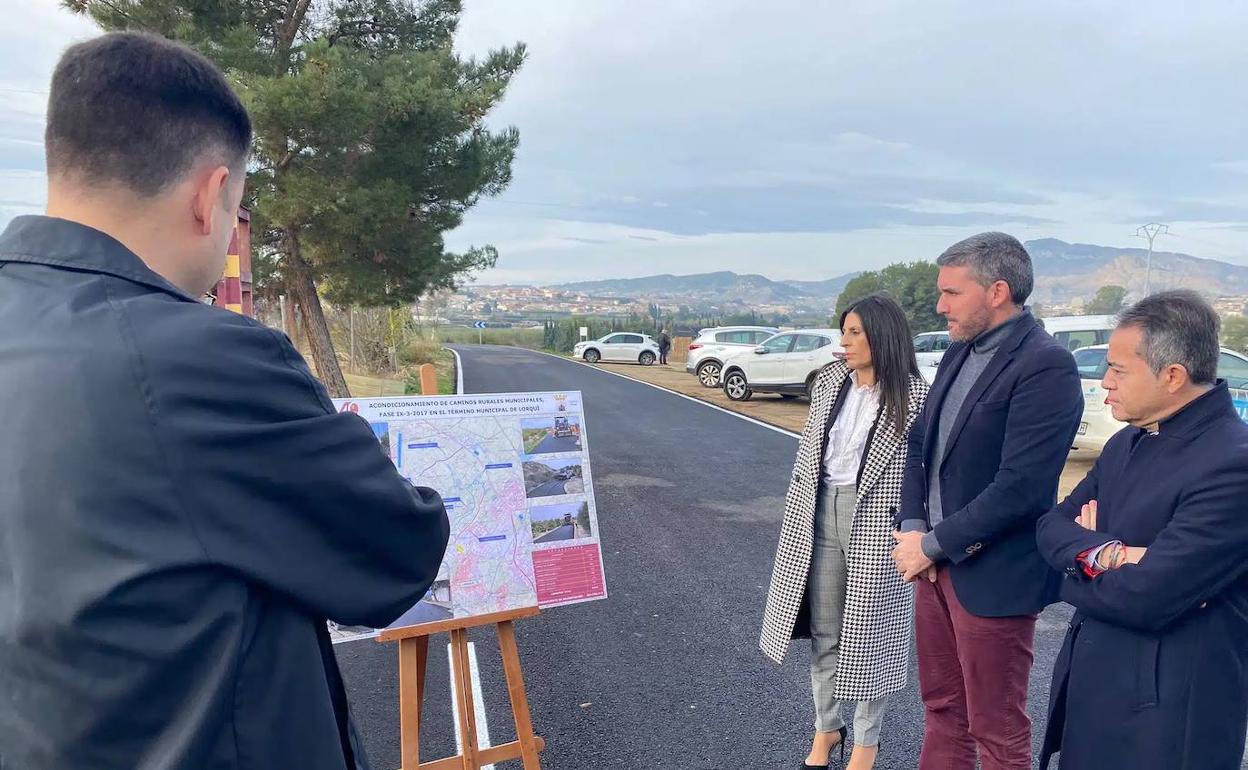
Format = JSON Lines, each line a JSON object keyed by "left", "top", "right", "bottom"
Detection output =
{"left": 387, "top": 578, "right": 453, "bottom": 628}
{"left": 369, "top": 422, "right": 391, "bottom": 459}
{"left": 521, "top": 415, "right": 582, "bottom": 454}
{"left": 523, "top": 457, "right": 584, "bottom": 499}
{"left": 530, "top": 501, "right": 593, "bottom": 543}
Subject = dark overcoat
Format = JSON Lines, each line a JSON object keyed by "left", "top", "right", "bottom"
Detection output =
{"left": 1036, "top": 384, "right": 1248, "bottom": 769}
{"left": 0, "top": 216, "right": 449, "bottom": 770}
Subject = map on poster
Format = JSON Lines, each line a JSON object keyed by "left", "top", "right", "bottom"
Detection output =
{"left": 328, "top": 391, "right": 607, "bottom": 643}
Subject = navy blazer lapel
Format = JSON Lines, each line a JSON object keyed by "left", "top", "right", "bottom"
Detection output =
{"left": 923, "top": 342, "right": 971, "bottom": 463}
{"left": 940, "top": 316, "right": 1038, "bottom": 468}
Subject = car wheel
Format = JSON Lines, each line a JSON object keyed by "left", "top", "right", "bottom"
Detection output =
{"left": 583, "top": 349, "right": 600, "bottom": 363}
{"left": 805, "top": 375, "right": 818, "bottom": 399}
{"left": 639, "top": 351, "right": 656, "bottom": 366}
{"left": 723, "top": 371, "right": 752, "bottom": 401}
{"left": 696, "top": 361, "right": 721, "bottom": 387}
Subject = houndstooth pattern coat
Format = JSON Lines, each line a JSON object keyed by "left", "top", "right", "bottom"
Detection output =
{"left": 759, "top": 360, "right": 928, "bottom": 701}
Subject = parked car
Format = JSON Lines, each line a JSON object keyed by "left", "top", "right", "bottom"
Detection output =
{"left": 1041, "top": 314, "right": 1117, "bottom": 352}
{"left": 1071, "top": 343, "right": 1248, "bottom": 454}
{"left": 719, "top": 329, "right": 845, "bottom": 401}
{"left": 913, "top": 330, "right": 951, "bottom": 383}
{"left": 685, "top": 325, "right": 779, "bottom": 387}
{"left": 573, "top": 333, "right": 661, "bottom": 366}
{"left": 910, "top": 316, "right": 1116, "bottom": 383}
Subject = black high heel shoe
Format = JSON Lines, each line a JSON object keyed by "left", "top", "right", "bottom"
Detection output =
{"left": 800, "top": 725, "right": 848, "bottom": 769}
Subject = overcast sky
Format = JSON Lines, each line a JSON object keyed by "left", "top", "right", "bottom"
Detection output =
{"left": 4, "top": 1, "right": 1247, "bottom": 284}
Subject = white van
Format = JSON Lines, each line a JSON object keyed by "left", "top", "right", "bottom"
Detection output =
{"left": 1039, "top": 315, "right": 1117, "bottom": 353}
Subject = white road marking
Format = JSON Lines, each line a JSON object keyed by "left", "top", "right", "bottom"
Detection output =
{"left": 447, "top": 641, "right": 494, "bottom": 768}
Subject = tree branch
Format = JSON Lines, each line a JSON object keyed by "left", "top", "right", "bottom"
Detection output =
{"left": 326, "top": 18, "right": 400, "bottom": 48}
{"left": 274, "top": 0, "right": 313, "bottom": 76}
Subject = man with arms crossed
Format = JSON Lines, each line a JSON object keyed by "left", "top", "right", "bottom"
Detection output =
{"left": 1037, "top": 291, "right": 1248, "bottom": 770}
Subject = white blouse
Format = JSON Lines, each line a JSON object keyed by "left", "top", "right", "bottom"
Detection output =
{"left": 821, "top": 371, "right": 881, "bottom": 486}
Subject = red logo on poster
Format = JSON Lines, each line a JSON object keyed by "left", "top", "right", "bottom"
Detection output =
{"left": 340, "top": 402, "right": 359, "bottom": 414}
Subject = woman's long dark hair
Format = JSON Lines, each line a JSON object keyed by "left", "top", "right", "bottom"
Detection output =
{"left": 839, "top": 294, "right": 920, "bottom": 437}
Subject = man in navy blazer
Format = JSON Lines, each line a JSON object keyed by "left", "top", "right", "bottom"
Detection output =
{"left": 1036, "top": 291, "right": 1248, "bottom": 770}
{"left": 892, "top": 232, "right": 1082, "bottom": 770}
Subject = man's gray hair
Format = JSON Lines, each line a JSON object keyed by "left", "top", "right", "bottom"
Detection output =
{"left": 937, "top": 232, "right": 1034, "bottom": 304}
{"left": 1116, "top": 290, "right": 1219, "bottom": 384}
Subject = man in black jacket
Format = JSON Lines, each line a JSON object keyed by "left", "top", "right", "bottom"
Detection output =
{"left": 892, "top": 233, "right": 1082, "bottom": 770}
{"left": 0, "top": 33, "right": 449, "bottom": 770}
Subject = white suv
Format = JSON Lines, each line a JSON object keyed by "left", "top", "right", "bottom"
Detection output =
{"left": 574, "top": 333, "right": 660, "bottom": 366}
{"left": 720, "top": 329, "right": 844, "bottom": 401}
{"left": 1071, "top": 344, "right": 1248, "bottom": 454}
{"left": 686, "top": 326, "right": 779, "bottom": 387}
{"left": 913, "top": 331, "right": 951, "bottom": 383}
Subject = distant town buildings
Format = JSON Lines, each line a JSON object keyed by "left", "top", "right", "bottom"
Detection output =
{"left": 417, "top": 284, "right": 817, "bottom": 324}
{"left": 413, "top": 283, "right": 1248, "bottom": 327}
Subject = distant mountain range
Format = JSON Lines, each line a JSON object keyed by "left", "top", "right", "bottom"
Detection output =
{"left": 1026, "top": 238, "right": 1248, "bottom": 303}
{"left": 553, "top": 239, "right": 1248, "bottom": 307}
{"left": 558, "top": 270, "right": 857, "bottom": 307}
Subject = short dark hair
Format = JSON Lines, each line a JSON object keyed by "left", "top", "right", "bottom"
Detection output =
{"left": 1116, "top": 290, "right": 1220, "bottom": 385}
{"left": 46, "top": 32, "right": 251, "bottom": 197}
{"left": 936, "top": 232, "right": 1034, "bottom": 304}
{"left": 840, "top": 294, "right": 920, "bottom": 437}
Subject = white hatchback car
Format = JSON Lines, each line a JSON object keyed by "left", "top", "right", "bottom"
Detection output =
{"left": 720, "top": 329, "right": 845, "bottom": 401}
{"left": 1071, "top": 344, "right": 1248, "bottom": 454}
{"left": 686, "top": 326, "right": 779, "bottom": 387}
{"left": 913, "top": 330, "right": 951, "bottom": 383}
{"left": 574, "top": 333, "right": 660, "bottom": 366}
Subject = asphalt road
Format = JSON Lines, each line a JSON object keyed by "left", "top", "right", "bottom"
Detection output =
{"left": 528, "top": 478, "right": 573, "bottom": 498}
{"left": 535, "top": 524, "right": 576, "bottom": 543}
{"left": 335, "top": 344, "right": 1076, "bottom": 770}
{"left": 534, "top": 434, "right": 583, "bottom": 454}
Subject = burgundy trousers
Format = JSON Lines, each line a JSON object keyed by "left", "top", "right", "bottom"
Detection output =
{"left": 915, "top": 567, "right": 1037, "bottom": 770}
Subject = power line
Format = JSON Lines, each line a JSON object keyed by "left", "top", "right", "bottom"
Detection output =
{"left": 1134, "top": 222, "right": 1168, "bottom": 297}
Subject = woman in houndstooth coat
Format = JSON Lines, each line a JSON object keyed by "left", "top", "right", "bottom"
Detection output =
{"left": 760, "top": 295, "right": 928, "bottom": 770}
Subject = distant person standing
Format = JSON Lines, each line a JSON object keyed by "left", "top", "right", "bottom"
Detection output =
{"left": 658, "top": 328, "right": 672, "bottom": 364}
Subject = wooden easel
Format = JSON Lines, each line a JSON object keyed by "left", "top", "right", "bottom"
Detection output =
{"left": 378, "top": 606, "right": 545, "bottom": 770}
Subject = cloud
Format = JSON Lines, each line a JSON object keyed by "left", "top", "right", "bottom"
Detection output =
{"left": 561, "top": 185, "right": 1057, "bottom": 236}
{"left": 0, "top": 171, "right": 48, "bottom": 225}
{"left": 0, "top": 138, "right": 46, "bottom": 172}
{"left": 1211, "top": 161, "right": 1248, "bottom": 175}
{"left": 4, "top": 1, "right": 1248, "bottom": 279}
{"left": 1124, "top": 199, "right": 1248, "bottom": 225}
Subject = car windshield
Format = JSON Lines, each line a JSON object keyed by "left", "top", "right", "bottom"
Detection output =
{"left": 1218, "top": 352, "right": 1248, "bottom": 389}
{"left": 716, "top": 330, "right": 758, "bottom": 344}
{"left": 760, "top": 334, "right": 794, "bottom": 354}
{"left": 792, "top": 334, "right": 826, "bottom": 353}
{"left": 1073, "top": 348, "right": 1109, "bottom": 380}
